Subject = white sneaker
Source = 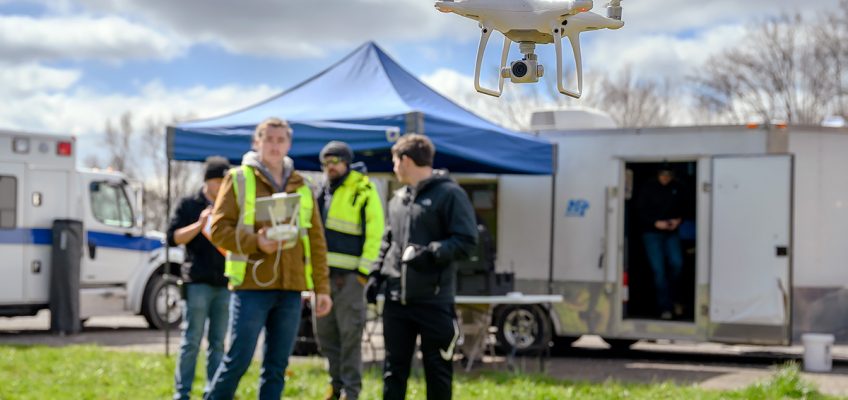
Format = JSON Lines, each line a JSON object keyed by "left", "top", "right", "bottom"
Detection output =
{"left": 660, "top": 311, "right": 673, "bottom": 320}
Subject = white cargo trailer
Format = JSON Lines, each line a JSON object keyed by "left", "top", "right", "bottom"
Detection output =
{"left": 449, "top": 122, "right": 848, "bottom": 351}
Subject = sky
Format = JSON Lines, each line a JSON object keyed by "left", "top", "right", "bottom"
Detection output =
{"left": 0, "top": 0, "right": 837, "bottom": 162}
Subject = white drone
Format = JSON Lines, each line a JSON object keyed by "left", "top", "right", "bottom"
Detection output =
{"left": 435, "top": 0, "right": 624, "bottom": 98}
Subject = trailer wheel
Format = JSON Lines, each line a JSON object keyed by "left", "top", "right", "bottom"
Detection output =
{"left": 495, "top": 305, "right": 552, "bottom": 355}
{"left": 141, "top": 274, "right": 181, "bottom": 330}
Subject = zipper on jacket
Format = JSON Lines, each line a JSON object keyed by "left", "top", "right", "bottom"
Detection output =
{"left": 400, "top": 188, "right": 415, "bottom": 305}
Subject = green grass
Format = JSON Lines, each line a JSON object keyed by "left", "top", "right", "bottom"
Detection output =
{"left": 0, "top": 345, "right": 837, "bottom": 399}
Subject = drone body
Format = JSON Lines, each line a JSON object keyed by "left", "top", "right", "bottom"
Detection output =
{"left": 435, "top": 0, "right": 624, "bottom": 98}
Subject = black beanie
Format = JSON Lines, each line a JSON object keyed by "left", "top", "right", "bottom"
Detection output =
{"left": 204, "top": 156, "right": 231, "bottom": 181}
{"left": 320, "top": 141, "right": 353, "bottom": 164}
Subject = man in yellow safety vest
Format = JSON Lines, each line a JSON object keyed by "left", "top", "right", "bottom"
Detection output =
{"left": 314, "top": 141, "right": 384, "bottom": 400}
{"left": 205, "top": 117, "right": 332, "bottom": 400}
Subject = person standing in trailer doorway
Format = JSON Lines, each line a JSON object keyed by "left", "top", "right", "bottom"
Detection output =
{"left": 635, "top": 164, "right": 684, "bottom": 320}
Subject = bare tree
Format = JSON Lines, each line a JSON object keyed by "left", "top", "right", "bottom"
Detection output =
{"left": 578, "top": 66, "right": 673, "bottom": 128}
{"left": 462, "top": 66, "right": 673, "bottom": 131}
{"left": 94, "top": 112, "right": 202, "bottom": 231}
{"left": 103, "top": 112, "right": 137, "bottom": 176}
{"left": 138, "top": 116, "right": 201, "bottom": 231}
{"left": 691, "top": 4, "right": 848, "bottom": 125}
{"left": 812, "top": 0, "right": 848, "bottom": 119}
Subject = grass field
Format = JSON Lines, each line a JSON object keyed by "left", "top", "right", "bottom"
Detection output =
{"left": 0, "top": 345, "right": 836, "bottom": 399}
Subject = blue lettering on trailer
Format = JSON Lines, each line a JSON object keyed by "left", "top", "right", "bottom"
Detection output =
{"left": 565, "top": 199, "right": 590, "bottom": 217}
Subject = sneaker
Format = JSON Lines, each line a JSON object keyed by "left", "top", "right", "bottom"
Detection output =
{"left": 324, "top": 386, "right": 340, "bottom": 400}
{"left": 660, "top": 311, "right": 673, "bottom": 320}
{"left": 673, "top": 303, "right": 684, "bottom": 317}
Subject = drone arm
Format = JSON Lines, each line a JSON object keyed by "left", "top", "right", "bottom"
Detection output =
{"left": 474, "top": 25, "right": 509, "bottom": 97}
{"left": 553, "top": 27, "right": 583, "bottom": 99}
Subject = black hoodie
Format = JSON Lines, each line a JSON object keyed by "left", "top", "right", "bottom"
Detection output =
{"left": 375, "top": 171, "right": 478, "bottom": 304}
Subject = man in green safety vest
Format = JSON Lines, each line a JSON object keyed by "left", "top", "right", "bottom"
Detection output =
{"left": 205, "top": 117, "right": 333, "bottom": 400}
{"left": 314, "top": 141, "right": 384, "bottom": 400}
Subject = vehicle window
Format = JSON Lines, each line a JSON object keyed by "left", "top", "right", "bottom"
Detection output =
{"left": 90, "top": 181, "right": 134, "bottom": 228}
{"left": 0, "top": 176, "right": 16, "bottom": 229}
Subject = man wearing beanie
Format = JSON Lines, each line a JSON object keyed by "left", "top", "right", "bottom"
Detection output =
{"left": 316, "top": 141, "right": 384, "bottom": 400}
{"left": 167, "top": 155, "right": 232, "bottom": 400}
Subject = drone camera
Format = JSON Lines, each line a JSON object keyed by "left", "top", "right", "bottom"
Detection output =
{"left": 501, "top": 57, "right": 544, "bottom": 84}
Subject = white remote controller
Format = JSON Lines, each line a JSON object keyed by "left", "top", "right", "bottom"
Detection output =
{"left": 265, "top": 225, "right": 298, "bottom": 242}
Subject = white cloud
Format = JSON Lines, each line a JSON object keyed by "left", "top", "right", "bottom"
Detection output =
{"left": 0, "top": 80, "right": 281, "bottom": 136}
{"left": 66, "top": 0, "right": 477, "bottom": 58}
{"left": 581, "top": 23, "right": 750, "bottom": 82}
{"left": 0, "top": 63, "right": 82, "bottom": 95}
{"left": 615, "top": 0, "right": 831, "bottom": 35}
{"left": 0, "top": 14, "right": 185, "bottom": 62}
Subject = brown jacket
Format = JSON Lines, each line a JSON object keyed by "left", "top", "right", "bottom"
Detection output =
{"left": 209, "top": 164, "right": 330, "bottom": 295}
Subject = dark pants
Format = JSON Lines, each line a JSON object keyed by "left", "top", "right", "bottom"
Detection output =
{"left": 204, "top": 290, "right": 302, "bottom": 400}
{"left": 382, "top": 301, "right": 459, "bottom": 400}
{"left": 642, "top": 231, "right": 684, "bottom": 314}
{"left": 316, "top": 272, "right": 366, "bottom": 400}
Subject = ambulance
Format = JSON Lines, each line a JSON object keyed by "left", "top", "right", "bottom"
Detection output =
{"left": 0, "top": 129, "right": 183, "bottom": 329}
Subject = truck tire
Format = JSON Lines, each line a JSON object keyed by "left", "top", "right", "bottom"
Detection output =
{"left": 495, "top": 305, "right": 552, "bottom": 355}
{"left": 141, "top": 273, "right": 182, "bottom": 330}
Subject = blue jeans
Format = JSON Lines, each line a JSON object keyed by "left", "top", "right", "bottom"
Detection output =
{"left": 204, "top": 290, "right": 303, "bottom": 400}
{"left": 174, "top": 283, "right": 230, "bottom": 400}
{"left": 642, "top": 232, "right": 684, "bottom": 314}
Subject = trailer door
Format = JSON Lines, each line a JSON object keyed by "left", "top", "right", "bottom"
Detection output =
{"left": 709, "top": 155, "right": 792, "bottom": 345}
{"left": 0, "top": 163, "right": 25, "bottom": 304}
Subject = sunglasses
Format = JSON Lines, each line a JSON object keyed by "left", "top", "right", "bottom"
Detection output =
{"left": 321, "top": 156, "right": 342, "bottom": 167}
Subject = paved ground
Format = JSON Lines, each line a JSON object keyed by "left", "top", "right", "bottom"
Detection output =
{"left": 2, "top": 311, "right": 847, "bottom": 397}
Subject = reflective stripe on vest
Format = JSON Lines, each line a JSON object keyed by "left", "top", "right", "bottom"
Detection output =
{"left": 296, "top": 184, "right": 314, "bottom": 290}
{"left": 224, "top": 166, "right": 315, "bottom": 290}
{"left": 326, "top": 252, "right": 371, "bottom": 276}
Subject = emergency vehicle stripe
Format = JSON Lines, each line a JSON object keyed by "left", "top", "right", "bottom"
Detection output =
{"left": 0, "top": 228, "right": 162, "bottom": 251}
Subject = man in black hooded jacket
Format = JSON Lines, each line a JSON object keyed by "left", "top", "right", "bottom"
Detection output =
{"left": 367, "top": 134, "right": 478, "bottom": 400}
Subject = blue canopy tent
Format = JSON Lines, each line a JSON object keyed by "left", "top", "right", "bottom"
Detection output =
{"left": 160, "top": 43, "right": 559, "bottom": 353}
{"left": 167, "top": 41, "right": 554, "bottom": 175}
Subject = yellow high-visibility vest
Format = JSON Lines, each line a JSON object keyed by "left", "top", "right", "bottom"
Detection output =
{"left": 323, "top": 170, "right": 384, "bottom": 276}
{"left": 224, "top": 165, "right": 314, "bottom": 289}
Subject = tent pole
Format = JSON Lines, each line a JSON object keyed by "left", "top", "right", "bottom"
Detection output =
{"left": 547, "top": 143, "right": 558, "bottom": 294}
{"left": 165, "top": 156, "right": 172, "bottom": 357}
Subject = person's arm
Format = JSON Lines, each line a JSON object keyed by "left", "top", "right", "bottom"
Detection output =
{"left": 306, "top": 201, "right": 333, "bottom": 316}
{"left": 427, "top": 186, "right": 478, "bottom": 264}
{"left": 359, "top": 186, "right": 385, "bottom": 272}
{"left": 209, "top": 173, "right": 259, "bottom": 255}
{"left": 372, "top": 224, "right": 392, "bottom": 273}
{"left": 173, "top": 207, "right": 211, "bottom": 245}
{"left": 166, "top": 199, "right": 192, "bottom": 246}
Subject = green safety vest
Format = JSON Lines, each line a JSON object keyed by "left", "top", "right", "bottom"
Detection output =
{"left": 224, "top": 165, "right": 314, "bottom": 289}
{"left": 324, "top": 170, "right": 384, "bottom": 276}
